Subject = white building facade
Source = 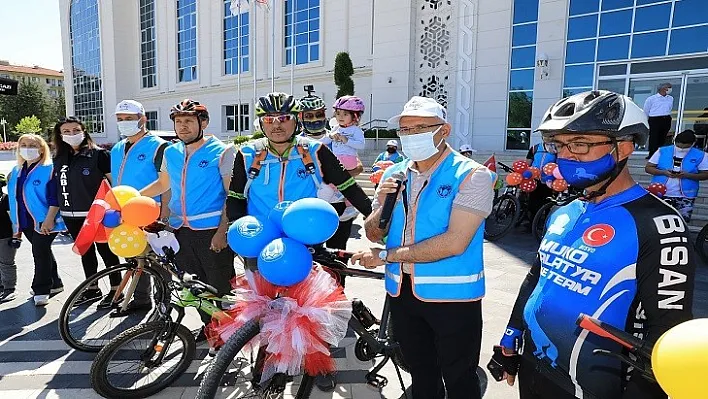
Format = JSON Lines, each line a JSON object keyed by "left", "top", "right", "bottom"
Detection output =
{"left": 58, "top": 0, "right": 708, "bottom": 151}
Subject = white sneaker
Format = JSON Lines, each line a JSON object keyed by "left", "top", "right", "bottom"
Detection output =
{"left": 34, "top": 295, "right": 50, "bottom": 306}
{"left": 30, "top": 287, "right": 63, "bottom": 296}
{"left": 340, "top": 206, "right": 359, "bottom": 222}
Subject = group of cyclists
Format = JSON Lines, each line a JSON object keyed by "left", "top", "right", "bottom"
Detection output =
{"left": 0, "top": 86, "right": 699, "bottom": 399}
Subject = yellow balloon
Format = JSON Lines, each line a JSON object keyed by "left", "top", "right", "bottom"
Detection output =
{"left": 652, "top": 318, "right": 708, "bottom": 399}
{"left": 108, "top": 224, "right": 148, "bottom": 258}
{"left": 109, "top": 186, "right": 140, "bottom": 209}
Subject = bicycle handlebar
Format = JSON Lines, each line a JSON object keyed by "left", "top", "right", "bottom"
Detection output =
{"left": 181, "top": 273, "right": 220, "bottom": 296}
{"left": 576, "top": 314, "right": 652, "bottom": 360}
{"left": 497, "top": 162, "right": 514, "bottom": 173}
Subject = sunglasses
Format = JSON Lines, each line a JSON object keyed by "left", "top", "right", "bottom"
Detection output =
{"left": 302, "top": 111, "right": 327, "bottom": 120}
{"left": 260, "top": 114, "right": 296, "bottom": 124}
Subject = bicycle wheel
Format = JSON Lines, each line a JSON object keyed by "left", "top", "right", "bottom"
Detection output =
{"left": 532, "top": 201, "right": 558, "bottom": 243}
{"left": 484, "top": 193, "right": 521, "bottom": 241}
{"left": 90, "top": 322, "right": 195, "bottom": 398}
{"left": 58, "top": 262, "right": 168, "bottom": 352}
{"left": 386, "top": 317, "right": 409, "bottom": 373}
{"left": 196, "top": 319, "right": 315, "bottom": 399}
{"left": 695, "top": 224, "right": 708, "bottom": 265}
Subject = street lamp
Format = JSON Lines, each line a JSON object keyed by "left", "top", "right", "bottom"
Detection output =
{"left": 0, "top": 118, "right": 6, "bottom": 143}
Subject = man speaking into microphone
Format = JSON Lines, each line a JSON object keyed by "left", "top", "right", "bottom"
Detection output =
{"left": 351, "top": 96, "right": 495, "bottom": 399}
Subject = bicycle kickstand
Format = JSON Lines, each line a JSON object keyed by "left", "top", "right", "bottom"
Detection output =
{"left": 392, "top": 361, "right": 409, "bottom": 399}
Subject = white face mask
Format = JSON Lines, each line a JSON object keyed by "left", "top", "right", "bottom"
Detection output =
{"left": 399, "top": 127, "right": 443, "bottom": 161}
{"left": 62, "top": 133, "right": 85, "bottom": 147}
{"left": 666, "top": 88, "right": 673, "bottom": 95}
{"left": 117, "top": 120, "right": 142, "bottom": 136}
{"left": 19, "top": 148, "right": 40, "bottom": 161}
{"left": 674, "top": 145, "right": 691, "bottom": 157}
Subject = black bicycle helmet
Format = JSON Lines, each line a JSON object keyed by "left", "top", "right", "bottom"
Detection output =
{"left": 169, "top": 99, "right": 209, "bottom": 121}
{"left": 255, "top": 92, "right": 302, "bottom": 117}
{"left": 537, "top": 90, "right": 649, "bottom": 146}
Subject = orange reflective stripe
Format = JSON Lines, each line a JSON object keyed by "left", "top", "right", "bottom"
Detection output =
{"left": 248, "top": 148, "right": 269, "bottom": 180}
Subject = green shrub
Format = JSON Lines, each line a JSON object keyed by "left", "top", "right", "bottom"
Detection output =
{"left": 233, "top": 132, "right": 264, "bottom": 146}
{"left": 363, "top": 128, "right": 398, "bottom": 139}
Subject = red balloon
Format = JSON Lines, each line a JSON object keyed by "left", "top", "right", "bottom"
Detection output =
{"left": 520, "top": 179, "right": 537, "bottom": 192}
{"left": 529, "top": 166, "right": 541, "bottom": 180}
{"left": 543, "top": 162, "right": 558, "bottom": 176}
{"left": 647, "top": 183, "right": 667, "bottom": 197}
{"left": 369, "top": 170, "right": 385, "bottom": 185}
{"left": 513, "top": 160, "right": 529, "bottom": 173}
{"left": 506, "top": 172, "right": 523, "bottom": 186}
{"left": 552, "top": 179, "right": 569, "bottom": 192}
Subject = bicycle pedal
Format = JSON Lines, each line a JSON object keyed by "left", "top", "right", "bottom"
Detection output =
{"left": 365, "top": 373, "right": 388, "bottom": 389}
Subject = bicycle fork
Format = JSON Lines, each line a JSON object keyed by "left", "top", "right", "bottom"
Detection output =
{"left": 142, "top": 305, "right": 186, "bottom": 368}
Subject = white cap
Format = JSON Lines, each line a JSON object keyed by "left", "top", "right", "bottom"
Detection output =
{"left": 459, "top": 144, "right": 474, "bottom": 153}
{"left": 388, "top": 96, "right": 447, "bottom": 126}
{"left": 386, "top": 139, "right": 398, "bottom": 147}
{"left": 115, "top": 100, "right": 145, "bottom": 115}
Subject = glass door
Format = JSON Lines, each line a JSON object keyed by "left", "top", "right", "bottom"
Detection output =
{"left": 678, "top": 75, "right": 708, "bottom": 150}
{"left": 628, "top": 76, "right": 683, "bottom": 150}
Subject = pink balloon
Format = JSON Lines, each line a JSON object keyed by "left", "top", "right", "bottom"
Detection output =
{"left": 552, "top": 168, "right": 563, "bottom": 179}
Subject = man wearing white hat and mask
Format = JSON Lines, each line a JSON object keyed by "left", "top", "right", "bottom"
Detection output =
{"left": 352, "top": 96, "right": 494, "bottom": 399}
{"left": 373, "top": 139, "right": 405, "bottom": 165}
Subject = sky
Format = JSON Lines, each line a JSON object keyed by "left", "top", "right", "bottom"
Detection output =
{"left": 0, "top": 0, "right": 64, "bottom": 71}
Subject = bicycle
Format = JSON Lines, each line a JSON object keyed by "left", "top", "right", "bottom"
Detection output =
{"left": 485, "top": 162, "right": 526, "bottom": 241}
{"left": 196, "top": 246, "right": 410, "bottom": 399}
{"left": 89, "top": 243, "right": 236, "bottom": 398}
{"left": 531, "top": 188, "right": 581, "bottom": 243}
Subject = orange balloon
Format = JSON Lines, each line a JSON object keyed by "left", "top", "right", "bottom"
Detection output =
{"left": 105, "top": 190, "right": 120, "bottom": 210}
{"left": 506, "top": 172, "right": 523, "bottom": 186}
{"left": 543, "top": 162, "right": 558, "bottom": 177}
{"left": 369, "top": 170, "right": 385, "bottom": 185}
{"left": 529, "top": 166, "right": 541, "bottom": 180}
{"left": 121, "top": 196, "right": 160, "bottom": 227}
{"left": 552, "top": 179, "right": 568, "bottom": 192}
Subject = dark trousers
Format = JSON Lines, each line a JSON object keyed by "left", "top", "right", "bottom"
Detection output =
{"left": 175, "top": 227, "right": 236, "bottom": 324}
{"left": 648, "top": 116, "right": 672, "bottom": 156}
{"left": 518, "top": 358, "right": 577, "bottom": 399}
{"left": 22, "top": 228, "right": 62, "bottom": 296}
{"left": 389, "top": 275, "right": 483, "bottom": 399}
{"left": 64, "top": 217, "right": 121, "bottom": 285}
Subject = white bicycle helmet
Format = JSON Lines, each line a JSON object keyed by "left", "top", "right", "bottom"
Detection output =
{"left": 537, "top": 90, "right": 649, "bottom": 146}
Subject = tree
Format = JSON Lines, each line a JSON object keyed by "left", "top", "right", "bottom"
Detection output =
{"left": 15, "top": 115, "right": 42, "bottom": 134}
{"left": 45, "top": 91, "right": 67, "bottom": 131}
{"left": 0, "top": 81, "right": 48, "bottom": 139}
{"left": 333, "top": 52, "right": 355, "bottom": 98}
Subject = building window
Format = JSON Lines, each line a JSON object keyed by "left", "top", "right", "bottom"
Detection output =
{"left": 225, "top": 104, "right": 250, "bottom": 134}
{"left": 224, "top": 0, "right": 249, "bottom": 75}
{"left": 284, "top": 0, "right": 320, "bottom": 65}
{"left": 70, "top": 0, "right": 104, "bottom": 135}
{"left": 177, "top": 0, "right": 197, "bottom": 82}
{"left": 506, "top": 0, "right": 539, "bottom": 150}
{"left": 140, "top": 0, "right": 158, "bottom": 88}
{"left": 145, "top": 111, "right": 159, "bottom": 131}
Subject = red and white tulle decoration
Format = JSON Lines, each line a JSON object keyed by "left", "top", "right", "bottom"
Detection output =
{"left": 206, "top": 268, "right": 352, "bottom": 383}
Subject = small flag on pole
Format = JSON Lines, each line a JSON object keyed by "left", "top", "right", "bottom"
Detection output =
{"left": 483, "top": 154, "right": 497, "bottom": 173}
{"left": 73, "top": 179, "right": 113, "bottom": 255}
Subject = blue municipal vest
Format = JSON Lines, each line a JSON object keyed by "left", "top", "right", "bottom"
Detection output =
{"left": 110, "top": 133, "right": 165, "bottom": 202}
{"left": 241, "top": 138, "right": 324, "bottom": 220}
{"left": 164, "top": 136, "right": 228, "bottom": 230}
{"left": 531, "top": 143, "right": 556, "bottom": 178}
{"left": 650, "top": 145, "right": 704, "bottom": 198}
{"left": 383, "top": 152, "right": 489, "bottom": 302}
{"left": 8, "top": 163, "right": 66, "bottom": 234}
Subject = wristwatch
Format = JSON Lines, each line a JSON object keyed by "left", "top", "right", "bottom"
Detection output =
{"left": 378, "top": 249, "right": 389, "bottom": 262}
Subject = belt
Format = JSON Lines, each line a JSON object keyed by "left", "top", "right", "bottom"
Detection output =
{"left": 60, "top": 210, "right": 89, "bottom": 217}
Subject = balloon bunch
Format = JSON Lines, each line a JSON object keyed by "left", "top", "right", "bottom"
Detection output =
{"left": 504, "top": 160, "right": 569, "bottom": 193}
{"left": 102, "top": 186, "right": 161, "bottom": 258}
{"left": 369, "top": 160, "right": 395, "bottom": 185}
{"left": 646, "top": 182, "right": 667, "bottom": 197}
{"left": 227, "top": 198, "right": 340, "bottom": 287}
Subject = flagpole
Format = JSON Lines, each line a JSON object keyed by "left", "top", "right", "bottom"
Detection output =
{"left": 237, "top": 2, "right": 242, "bottom": 136}
{"left": 289, "top": 0, "right": 295, "bottom": 94}
{"left": 270, "top": 0, "right": 275, "bottom": 92}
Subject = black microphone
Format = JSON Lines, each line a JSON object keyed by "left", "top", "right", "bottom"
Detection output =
{"left": 379, "top": 172, "right": 406, "bottom": 229}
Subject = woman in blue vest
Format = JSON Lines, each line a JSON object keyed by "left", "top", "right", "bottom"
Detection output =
{"left": 52, "top": 116, "right": 121, "bottom": 307}
{"left": 8, "top": 134, "right": 66, "bottom": 306}
{"left": 646, "top": 129, "right": 708, "bottom": 222}
{"left": 352, "top": 96, "right": 494, "bottom": 399}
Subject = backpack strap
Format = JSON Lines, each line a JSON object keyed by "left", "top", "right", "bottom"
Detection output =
{"left": 294, "top": 139, "right": 323, "bottom": 188}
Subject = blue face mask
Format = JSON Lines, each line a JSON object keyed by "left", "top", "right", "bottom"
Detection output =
{"left": 556, "top": 153, "right": 617, "bottom": 189}
{"left": 302, "top": 119, "right": 327, "bottom": 135}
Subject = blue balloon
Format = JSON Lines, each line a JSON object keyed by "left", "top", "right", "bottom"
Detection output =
{"left": 522, "top": 170, "right": 533, "bottom": 180}
{"left": 542, "top": 175, "right": 555, "bottom": 184}
{"left": 268, "top": 201, "right": 293, "bottom": 233}
{"left": 372, "top": 165, "right": 381, "bottom": 172}
{"left": 228, "top": 216, "right": 281, "bottom": 257}
{"left": 281, "top": 198, "right": 339, "bottom": 245}
{"left": 258, "top": 238, "right": 313, "bottom": 286}
{"left": 102, "top": 210, "right": 122, "bottom": 228}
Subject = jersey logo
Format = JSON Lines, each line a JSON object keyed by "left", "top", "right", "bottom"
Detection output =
{"left": 437, "top": 184, "right": 452, "bottom": 198}
{"left": 547, "top": 213, "right": 570, "bottom": 236}
{"left": 82, "top": 168, "right": 90, "bottom": 176}
{"left": 582, "top": 224, "right": 615, "bottom": 247}
{"left": 137, "top": 154, "right": 147, "bottom": 161}
{"left": 33, "top": 179, "right": 41, "bottom": 186}
{"left": 296, "top": 168, "right": 308, "bottom": 179}
{"left": 573, "top": 167, "right": 598, "bottom": 180}
{"left": 198, "top": 160, "right": 209, "bottom": 168}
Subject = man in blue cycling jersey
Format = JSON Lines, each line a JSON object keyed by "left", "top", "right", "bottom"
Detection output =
{"left": 487, "top": 91, "right": 696, "bottom": 399}
{"left": 226, "top": 92, "right": 372, "bottom": 392}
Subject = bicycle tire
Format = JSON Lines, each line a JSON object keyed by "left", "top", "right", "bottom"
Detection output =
{"left": 196, "top": 319, "right": 315, "bottom": 399}
{"left": 90, "top": 322, "right": 195, "bottom": 398}
{"left": 695, "top": 224, "right": 708, "bottom": 265}
{"left": 484, "top": 193, "right": 521, "bottom": 241}
{"left": 531, "top": 201, "right": 557, "bottom": 243}
{"left": 58, "top": 262, "right": 168, "bottom": 352}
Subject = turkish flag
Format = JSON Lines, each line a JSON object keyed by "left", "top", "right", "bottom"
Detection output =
{"left": 72, "top": 179, "right": 114, "bottom": 255}
{"left": 483, "top": 154, "right": 497, "bottom": 173}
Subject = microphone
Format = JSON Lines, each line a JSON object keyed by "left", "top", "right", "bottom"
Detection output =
{"left": 379, "top": 172, "right": 406, "bottom": 229}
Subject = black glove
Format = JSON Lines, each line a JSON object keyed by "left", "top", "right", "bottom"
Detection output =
{"left": 487, "top": 345, "right": 521, "bottom": 382}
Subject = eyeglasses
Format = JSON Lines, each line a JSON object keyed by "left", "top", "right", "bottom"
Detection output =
{"left": 543, "top": 140, "right": 614, "bottom": 155}
{"left": 260, "top": 114, "right": 296, "bottom": 124}
{"left": 396, "top": 123, "right": 444, "bottom": 135}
